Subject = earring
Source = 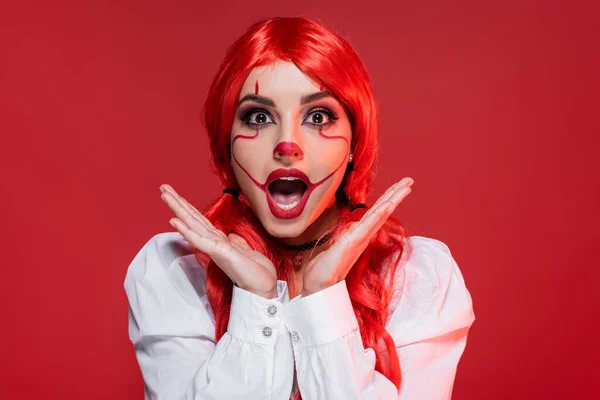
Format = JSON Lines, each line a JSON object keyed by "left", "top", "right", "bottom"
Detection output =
{"left": 349, "top": 153, "right": 354, "bottom": 162}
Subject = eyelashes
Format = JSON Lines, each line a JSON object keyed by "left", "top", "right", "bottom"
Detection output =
{"left": 240, "top": 108, "right": 274, "bottom": 127}
{"left": 305, "top": 108, "right": 340, "bottom": 126}
{"left": 239, "top": 107, "right": 339, "bottom": 129}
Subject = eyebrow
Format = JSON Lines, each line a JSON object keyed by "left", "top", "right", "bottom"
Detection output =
{"left": 300, "top": 91, "right": 333, "bottom": 105}
{"left": 236, "top": 91, "right": 334, "bottom": 108}
{"left": 237, "top": 94, "right": 275, "bottom": 107}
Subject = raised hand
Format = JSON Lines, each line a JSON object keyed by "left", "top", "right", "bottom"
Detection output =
{"left": 160, "top": 184, "right": 278, "bottom": 299}
{"left": 301, "top": 177, "right": 414, "bottom": 296}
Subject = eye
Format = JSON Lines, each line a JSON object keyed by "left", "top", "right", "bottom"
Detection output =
{"left": 240, "top": 108, "right": 276, "bottom": 127}
{"left": 303, "top": 108, "right": 339, "bottom": 126}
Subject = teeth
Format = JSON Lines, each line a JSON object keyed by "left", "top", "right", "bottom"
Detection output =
{"left": 277, "top": 200, "right": 300, "bottom": 210}
{"left": 280, "top": 177, "right": 299, "bottom": 181}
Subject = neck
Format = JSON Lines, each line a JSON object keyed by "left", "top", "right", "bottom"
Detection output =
{"left": 280, "top": 204, "right": 339, "bottom": 246}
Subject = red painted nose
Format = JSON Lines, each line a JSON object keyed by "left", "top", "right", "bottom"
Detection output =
{"left": 273, "top": 142, "right": 304, "bottom": 160}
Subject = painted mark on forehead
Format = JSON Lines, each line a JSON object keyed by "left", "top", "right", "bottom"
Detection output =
{"left": 255, "top": 81, "right": 259, "bottom": 95}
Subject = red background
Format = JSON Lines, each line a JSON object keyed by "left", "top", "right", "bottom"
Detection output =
{"left": 1, "top": 0, "right": 598, "bottom": 398}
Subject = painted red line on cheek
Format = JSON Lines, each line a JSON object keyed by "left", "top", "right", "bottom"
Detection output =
{"left": 312, "top": 126, "right": 350, "bottom": 187}
{"left": 232, "top": 126, "right": 349, "bottom": 192}
{"left": 317, "top": 125, "right": 348, "bottom": 142}
{"left": 255, "top": 81, "right": 259, "bottom": 95}
{"left": 231, "top": 128, "right": 267, "bottom": 190}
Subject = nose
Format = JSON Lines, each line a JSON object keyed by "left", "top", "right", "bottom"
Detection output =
{"left": 273, "top": 142, "right": 304, "bottom": 161}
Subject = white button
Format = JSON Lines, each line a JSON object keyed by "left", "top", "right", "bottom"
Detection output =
{"left": 291, "top": 331, "right": 299, "bottom": 343}
{"left": 262, "top": 327, "right": 273, "bottom": 338}
{"left": 267, "top": 304, "right": 278, "bottom": 317}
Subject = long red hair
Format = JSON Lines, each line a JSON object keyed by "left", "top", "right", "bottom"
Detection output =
{"left": 194, "top": 16, "right": 407, "bottom": 397}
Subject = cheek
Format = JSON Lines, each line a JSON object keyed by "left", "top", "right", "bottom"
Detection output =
{"left": 299, "top": 162, "right": 346, "bottom": 226}
{"left": 232, "top": 158, "right": 268, "bottom": 214}
{"left": 230, "top": 131, "right": 272, "bottom": 178}
{"left": 305, "top": 140, "right": 347, "bottom": 170}
{"left": 303, "top": 127, "right": 350, "bottom": 182}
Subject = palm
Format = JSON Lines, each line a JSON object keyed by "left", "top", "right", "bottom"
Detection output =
{"left": 303, "top": 177, "right": 414, "bottom": 295}
{"left": 160, "top": 184, "right": 278, "bottom": 297}
{"left": 227, "top": 241, "right": 278, "bottom": 285}
{"left": 303, "top": 242, "right": 351, "bottom": 292}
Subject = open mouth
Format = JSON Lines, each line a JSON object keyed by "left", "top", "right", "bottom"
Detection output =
{"left": 268, "top": 177, "right": 308, "bottom": 210}
{"left": 264, "top": 168, "right": 313, "bottom": 219}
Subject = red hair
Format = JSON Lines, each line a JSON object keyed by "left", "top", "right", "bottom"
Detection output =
{"left": 194, "top": 16, "right": 407, "bottom": 397}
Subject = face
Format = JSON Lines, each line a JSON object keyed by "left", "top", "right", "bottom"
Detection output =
{"left": 230, "top": 61, "right": 352, "bottom": 239}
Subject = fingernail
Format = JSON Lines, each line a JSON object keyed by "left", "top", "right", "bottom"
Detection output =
{"left": 159, "top": 185, "right": 166, "bottom": 193}
{"left": 170, "top": 219, "right": 176, "bottom": 228}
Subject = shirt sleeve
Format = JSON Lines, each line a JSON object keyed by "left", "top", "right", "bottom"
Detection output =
{"left": 387, "top": 236, "right": 476, "bottom": 399}
{"left": 124, "top": 232, "right": 294, "bottom": 400}
{"left": 281, "top": 235, "right": 476, "bottom": 400}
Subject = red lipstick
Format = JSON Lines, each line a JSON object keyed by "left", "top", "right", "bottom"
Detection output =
{"left": 265, "top": 168, "right": 313, "bottom": 220}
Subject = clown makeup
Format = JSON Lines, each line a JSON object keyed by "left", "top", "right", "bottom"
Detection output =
{"left": 230, "top": 61, "right": 352, "bottom": 242}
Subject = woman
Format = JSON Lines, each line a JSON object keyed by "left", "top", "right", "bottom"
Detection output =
{"left": 124, "top": 16, "right": 475, "bottom": 400}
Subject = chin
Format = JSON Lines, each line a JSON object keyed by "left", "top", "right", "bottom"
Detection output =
{"left": 258, "top": 196, "right": 335, "bottom": 241}
{"left": 260, "top": 213, "right": 310, "bottom": 239}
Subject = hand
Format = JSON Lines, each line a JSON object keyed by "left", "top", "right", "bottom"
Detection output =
{"left": 160, "top": 184, "right": 278, "bottom": 299}
{"left": 302, "top": 177, "right": 414, "bottom": 296}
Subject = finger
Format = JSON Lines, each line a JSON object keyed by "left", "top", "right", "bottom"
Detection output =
{"left": 175, "top": 192, "right": 214, "bottom": 230}
{"left": 340, "top": 185, "right": 412, "bottom": 251}
{"left": 160, "top": 184, "right": 200, "bottom": 216}
{"left": 161, "top": 184, "right": 205, "bottom": 216}
{"left": 362, "top": 183, "right": 399, "bottom": 219}
{"left": 171, "top": 219, "right": 255, "bottom": 286}
{"left": 162, "top": 191, "right": 212, "bottom": 236}
{"left": 366, "top": 177, "right": 412, "bottom": 215}
{"left": 171, "top": 218, "right": 236, "bottom": 267}
{"left": 175, "top": 194, "right": 228, "bottom": 241}
{"left": 170, "top": 218, "right": 219, "bottom": 253}
{"left": 363, "top": 186, "right": 412, "bottom": 234}
{"left": 160, "top": 186, "right": 232, "bottom": 243}
{"left": 364, "top": 177, "right": 413, "bottom": 219}
{"left": 160, "top": 185, "right": 216, "bottom": 233}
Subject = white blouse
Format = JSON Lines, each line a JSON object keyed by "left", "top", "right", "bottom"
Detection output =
{"left": 124, "top": 232, "right": 475, "bottom": 400}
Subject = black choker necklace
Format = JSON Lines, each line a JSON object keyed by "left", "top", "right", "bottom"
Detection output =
{"left": 277, "top": 232, "right": 333, "bottom": 268}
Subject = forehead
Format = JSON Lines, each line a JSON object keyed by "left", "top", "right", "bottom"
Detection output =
{"left": 239, "top": 61, "right": 320, "bottom": 99}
